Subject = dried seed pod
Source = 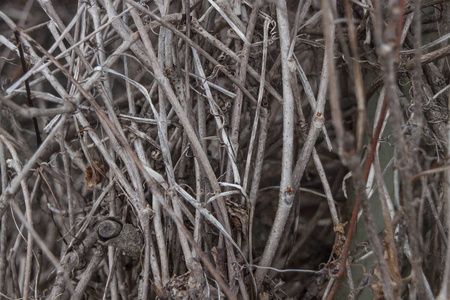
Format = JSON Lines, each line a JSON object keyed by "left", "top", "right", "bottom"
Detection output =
{"left": 97, "top": 218, "right": 122, "bottom": 241}
{"left": 97, "top": 218, "right": 143, "bottom": 258}
{"left": 85, "top": 161, "right": 106, "bottom": 189}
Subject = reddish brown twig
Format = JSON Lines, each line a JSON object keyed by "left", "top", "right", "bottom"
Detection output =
{"left": 14, "top": 31, "right": 41, "bottom": 146}
{"left": 326, "top": 2, "right": 406, "bottom": 298}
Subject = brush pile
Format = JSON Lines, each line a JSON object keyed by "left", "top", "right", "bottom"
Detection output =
{"left": 0, "top": 0, "right": 449, "bottom": 299}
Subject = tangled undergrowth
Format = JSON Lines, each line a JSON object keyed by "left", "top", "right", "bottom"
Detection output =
{"left": 0, "top": 0, "right": 450, "bottom": 299}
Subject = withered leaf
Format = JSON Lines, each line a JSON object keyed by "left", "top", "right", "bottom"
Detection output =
{"left": 85, "top": 161, "right": 105, "bottom": 189}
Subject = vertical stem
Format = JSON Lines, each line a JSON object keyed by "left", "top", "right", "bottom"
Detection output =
{"left": 226, "top": 2, "right": 261, "bottom": 184}
{"left": 0, "top": 139, "right": 7, "bottom": 295}
{"left": 254, "top": 0, "right": 295, "bottom": 288}
{"left": 343, "top": 0, "right": 366, "bottom": 150}
{"left": 0, "top": 137, "right": 34, "bottom": 300}
{"left": 14, "top": 32, "right": 41, "bottom": 147}
{"left": 58, "top": 128, "right": 74, "bottom": 232}
{"left": 193, "top": 92, "right": 207, "bottom": 258}
{"left": 436, "top": 90, "right": 450, "bottom": 300}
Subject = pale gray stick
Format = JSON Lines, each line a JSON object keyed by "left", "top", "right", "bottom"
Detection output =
{"left": 248, "top": 112, "right": 269, "bottom": 267}
{"left": 293, "top": 55, "right": 332, "bottom": 150}
{"left": 312, "top": 149, "right": 340, "bottom": 226}
{"left": 0, "top": 137, "right": 34, "bottom": 300}
{"left": 243, "top": 19, "right": 270, "bottom": 259}
{"left": 47, "top": 233, "right": 98, "bottom": 298}
{"left": 72, "top": 247, "right": 106, "bottom": 300}
{"left": 193, "top": 93, "right": 207, "bottom": 258}
{"left": 226, "top": 2, "right": 262, "bottom": 191}
{"left": 0, "top": 95, "right": 73, "bottom": 118}
{"left": 191, "top": 48, "right": 240, "bottom": 183}
{"left": 57, "top": 127, "right": 74, "bottom": 232}
{"left": 254, "top": 0, "right": 295, "bottom": 288}
{"left": 0, "top": 140, "right": 7, "bottom": 296}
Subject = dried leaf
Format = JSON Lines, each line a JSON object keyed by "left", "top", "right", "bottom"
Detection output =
{"left": 211, "top": 246, "right": 228, "bottom": 281}
{"left": 226, "top": 199, "right": 248, "bottom": 236}
{"left": 85, "top": 161, "right": 105, "bottom": 189}
{"left": 332, "top": 222, "right": 348, "bottom": 257}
